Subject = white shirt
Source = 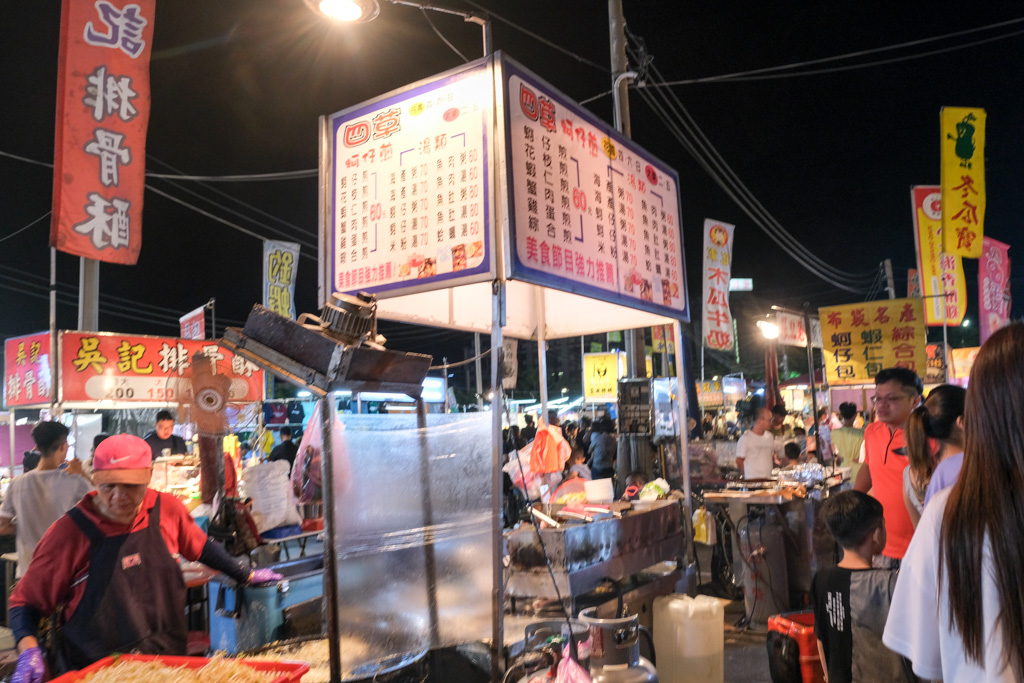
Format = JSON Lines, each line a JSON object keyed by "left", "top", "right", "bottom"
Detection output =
{"left": 0, "top": 468, "right": 93, "bottom": 576}
{"left": 883, "top": 488, "right": 1019, "bottom": 681}
{"left": 736, "top": 429, "right": 775, "bottom": 479}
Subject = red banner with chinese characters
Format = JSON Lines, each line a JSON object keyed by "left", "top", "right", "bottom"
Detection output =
{"left": 4, "top": 333, "right": 53, "bottom": 408}
{"left": 50, "top": 0, "right": 155, "bottom": 264}
{"left": 818, "top": 298, "right": 927, "bottom": 385}
{"left": 59, "top": 332, "right": 263, "bottom": 404}
{"left": 978, "top": 237, "right": 1011, "bottom": 345}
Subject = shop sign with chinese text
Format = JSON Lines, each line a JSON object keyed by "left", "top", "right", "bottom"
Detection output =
{"left": 819, "top": 298, "right": 927, "bottom": 385}
{"left": 263, "top": 241, "right": 300, "bottom": 319}
{"left": 912, "top": 186, "right": 966, "bottom": 325}
{"left": 507, "top": 61, "right": 688, "bottom": 320}
{"left": 978, "top": 237, "right": 1011, "bottom": 344}
{"left": 940, "top": 107, "right": 986, "bottom": 258}
{"left": 178, "top": 305, "right": 206, "bottom": 340}
{"left": 696, "top": 380, "right": 724, "bottom": 408}
{"left": 4, "top": 333, "right": 52, "bottom": 408}
{"left": 327, "top": 59, "right": 492, "bottom": 297}
{"left": 776, "top": 311, "right": 823, "bottom": 349}
{"left": 925, "top": 343, "right": 947, "bottom": 384}
{"left": 583, "top": 352, "right": 625, "bottom": 403}
{"left": 51, "top": 0, "right": 155, "bottom": 264}
{"left": 950, "top": 346, "right": 979, "bottom": 380}
{"left": 60, "top": 332, "right": 263, "bottom": 404}
{"left": 700, "top": 220, "right": 733, "bottom": 348}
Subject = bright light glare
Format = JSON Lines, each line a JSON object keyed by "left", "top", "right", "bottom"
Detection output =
{"left": 318, "top": 0, "right": 366, "bottom": 21}
{"left": 757, "top": 320, "right": 780, "bottom": 339}
{"left": 962, "top": 318, "right": 971, "bottom": 327}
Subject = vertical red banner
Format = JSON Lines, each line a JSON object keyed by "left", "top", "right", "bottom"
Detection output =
{"left": 51, "top": 0, "right": 155, "bottom": 264}
{"left": 978, "top": 237, "right": 1011, "bottom": 345}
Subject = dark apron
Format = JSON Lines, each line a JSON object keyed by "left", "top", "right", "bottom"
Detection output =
{"left": 59, "top": 496, "right": 187, "bottom": 671}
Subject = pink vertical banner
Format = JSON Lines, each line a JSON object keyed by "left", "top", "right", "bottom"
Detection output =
{"left": 978, "top": 237, "right": 1011, "bottom": 345}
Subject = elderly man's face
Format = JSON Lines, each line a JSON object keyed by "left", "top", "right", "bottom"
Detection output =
{"left": 95, "top": 481, "right": 149, "bottom": 525}
{"left": 155, "top": 419, "right": 174, "bottom": 440}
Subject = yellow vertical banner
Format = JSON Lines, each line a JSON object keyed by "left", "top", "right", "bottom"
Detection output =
{"left": 818, "top": 298, "right": 927, "bottom": 385}
{"left": 911, "top": 186, "right": 966, "bottom": 325}
{"left": 940, "top": 107, "right": 986, "bottom": 258}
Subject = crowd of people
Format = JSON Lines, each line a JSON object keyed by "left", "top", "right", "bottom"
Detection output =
{"left": 809, "top": 323, "right": 1024, "bottom": 682}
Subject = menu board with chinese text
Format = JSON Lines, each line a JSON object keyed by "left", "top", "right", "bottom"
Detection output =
{"left": 4, "top": 333, "right": 52, "bottom": 408}
{"left": 505, "top": 61, "right": 688, "bottom": 320}
{"left": 60, "top": 332, "right": 263, "bottom": 404}
{"left": 327, "top": 59, "right": 492, "bottom": 298}
{"left": 819, "top": 298, "right": 927, "bottom": 385}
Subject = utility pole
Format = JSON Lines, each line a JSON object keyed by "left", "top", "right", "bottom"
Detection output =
{"left": 609, "top": 0, "right": 646, "bottom": 378}
{"left": 884, "top": 259, "right": 895, "bottom": 299}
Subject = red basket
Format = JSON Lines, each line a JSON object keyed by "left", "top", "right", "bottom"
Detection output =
{"left": 767, "top": 611, "right": 825, "bottom": 683}
{"left": 49, "top": 653, "right": 310, "bottom": 683}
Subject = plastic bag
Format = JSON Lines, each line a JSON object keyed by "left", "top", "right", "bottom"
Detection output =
{"left": 556, "top": 644, "right": 592, "bottom": 683}
{"left": 693, "top": 507, "right": 709, "bottom": 544}
{"left": 291, "top": 401, "right": 351, "bottom": 503}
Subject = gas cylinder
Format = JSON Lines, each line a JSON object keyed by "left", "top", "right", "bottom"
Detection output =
{"left": 577, "top": 607, "right": 658, "bottom": 683}
{"left": 738, "top": 514, "right": 790, "bottom": 625}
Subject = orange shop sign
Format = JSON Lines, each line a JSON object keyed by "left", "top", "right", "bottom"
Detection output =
{"left": 59, "top": 332, "right": 263, "bottom": 404}
{"left": 50, "top": 0, "right": 156, "bottom": 264}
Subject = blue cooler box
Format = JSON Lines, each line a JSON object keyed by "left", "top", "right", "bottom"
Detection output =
{"left": 208, "top": 556, "right": 324, "bottom": 653}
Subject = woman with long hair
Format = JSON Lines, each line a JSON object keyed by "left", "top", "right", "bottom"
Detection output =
{"left": 884, "top": 322, "right": 1024, "bottom": 681}
{"left": 902, "top": 384, "right": 965, "bottom": 528}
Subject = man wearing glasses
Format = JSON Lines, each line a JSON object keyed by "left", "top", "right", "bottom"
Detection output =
{"left": 853, "top": 367, "right": 923, "bottom": 568}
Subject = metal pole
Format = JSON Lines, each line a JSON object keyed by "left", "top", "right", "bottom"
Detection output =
{"left": 535, "top": 288, "right": 548, "bottom": 420}
{"left": 941, "top": 273, "right": 950, "bottom": 383}
{"left": 49, "top": 248, "right": 59, "bottom": 418}
{"left": 415, "top": 396, "right": 441, "bottom": 648}
{"left": 319, "top": 394, "right": 342, "bottom": 683}
{"left": 884, "top": 259, "right": 896, "bottom": 300}
{"left": 490, "top": 279, "right": 506, "bottom": 682}
{"left": 803, "top": 307, "right": 821, "bottom": 464}
{"left": 78, "top": 258, "right": 99, "bottom": 331}
{"left": 8, "top": 409, "right": 15, "bottom": 478}
{"left": 207, "top": 298, "right": 216, "bottom": 339}
{"left": 475, "top": 333, "right": 484, "bottom": 409}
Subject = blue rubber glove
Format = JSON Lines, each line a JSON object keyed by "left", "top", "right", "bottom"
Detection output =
{"left": 12, "top": 646, "right": 45, "bottom": 683}
{"left": 249, "top": 568, "right": 284, "bottom": 585}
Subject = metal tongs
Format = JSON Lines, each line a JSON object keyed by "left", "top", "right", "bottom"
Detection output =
{"left": 529, "top": 506, "right": 561, "bottom": 528}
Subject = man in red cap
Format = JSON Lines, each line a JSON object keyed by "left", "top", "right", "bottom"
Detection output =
{"left": 8, "top": 434, "right": 283, "bottom": 681}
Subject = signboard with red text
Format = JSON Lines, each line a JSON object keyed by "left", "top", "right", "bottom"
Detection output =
{"left": 51, "top": 0, "right": 155, "bottom": 264}
{"left": 505, "top": 60, "right": 688, "bottom": 319}
{"left": 4, "top": 333, "right": 52, "bottom": 408}
{"left": 59, "top": 331, "right": 263, "bottom": 404}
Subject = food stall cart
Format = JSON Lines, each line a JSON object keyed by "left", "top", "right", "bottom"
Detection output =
{"left": 249, "top": 51, "right": 697, "bottom": 682}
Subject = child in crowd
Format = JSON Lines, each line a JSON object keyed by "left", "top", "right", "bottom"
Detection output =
{"left": 782, "top": 441, "right": 801, "bottom": 468}
{"left": 811, "top": 491, "right": 909, "bottom": 682}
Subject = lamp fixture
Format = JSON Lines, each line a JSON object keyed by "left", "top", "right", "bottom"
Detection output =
{"left": 304, "top": 0, "right": 380, "bottom": 23}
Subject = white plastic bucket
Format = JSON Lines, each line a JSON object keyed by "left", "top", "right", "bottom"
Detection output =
{"left": 653, "top": 594, "right": 724, "bottom": 683}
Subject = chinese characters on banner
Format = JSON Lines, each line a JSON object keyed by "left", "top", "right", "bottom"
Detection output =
{"left": 50, "top": 0, "right": 155, "bottom": 264}
{"left": 4, "top": 333, "right": 52, "bottom": 407}
{"left": 583, "top": 352, "right": 625, "bottom": 403}
{"left": 263, "top": 241, "right": 300, "bottom": 319}
{"left": 924, "top": 343, "right": 948, "bottom": 384}
{"left": 911, "top": 186, "right": 966, "bottom": 325}
{"left": 329, "top": 62, "right": 491, "bottom": 296}
{"left": 59, "top": 332, "right": 263, "bottom": 403}
{"left": 819, "top": 298, "right": 927, "bottom": 385}
{"left": 940, "top": 107, "right": 986, "bottom": 259}
{"left": 508, "top": 64, "right": 688, "bottom": 319}
{"left": 978, "top": 237, "right": 1011, "bottom": 344}
{"left": 950, "top": 346, "right": 980, "bottom": 380}
{"left": 178, "top": 305, "right": 206, "bottom": 340}
{"left": 701, "top": 220, "right": 734, "bottom": 349}
{"left": 775, "top": 311, "right": 823, "bottom": 349}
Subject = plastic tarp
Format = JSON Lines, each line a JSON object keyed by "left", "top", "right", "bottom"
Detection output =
{"left": 332, "top": 412, "right": 493, "bottom": 669}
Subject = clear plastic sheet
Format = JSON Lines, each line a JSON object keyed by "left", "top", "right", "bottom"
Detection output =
{"left": 331, "top": 412, "right": 494, "bottom": 670}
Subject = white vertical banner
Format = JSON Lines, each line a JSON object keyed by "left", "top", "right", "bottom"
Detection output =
{"left": 263, "top": 241, "right": 300, "bottom": 319}
{"left": 701, "top": 219, "right": 735, "bottom": 350}
{"left": 501, "top": 338, "right": 519, "bottom": 389}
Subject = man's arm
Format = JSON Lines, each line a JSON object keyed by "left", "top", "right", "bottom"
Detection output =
{"left": 0, "top": 516, "right": 15, "bottom": 535}
{"left": 816, "top": 638, "right": 829, "bottom": 683}
{"left": 853, "top": 461, "right": 872, "bottom": 492}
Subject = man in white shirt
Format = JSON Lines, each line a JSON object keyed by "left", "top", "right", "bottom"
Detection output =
{"left": 0, "top": 422, "right": 93, "bottom": 577}
{"left": 736, "top": 407, "right": 776, "bottom": 479}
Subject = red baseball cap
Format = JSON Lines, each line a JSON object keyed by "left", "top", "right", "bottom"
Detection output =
{"left": 92, "top": 434, "right": 153, "bottom": 485}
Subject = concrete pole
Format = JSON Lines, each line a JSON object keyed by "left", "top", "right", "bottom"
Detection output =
{"left": 78, "top": 258, "right": 99, "bottom": 331}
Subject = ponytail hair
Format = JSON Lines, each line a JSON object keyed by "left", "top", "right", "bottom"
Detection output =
{"left": 905, "top": 383, "right": 966, "bottom": 483}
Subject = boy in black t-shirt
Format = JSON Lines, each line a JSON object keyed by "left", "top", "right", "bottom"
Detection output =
{"left": 811, "top": 491, "right": 907, "bottom": 683}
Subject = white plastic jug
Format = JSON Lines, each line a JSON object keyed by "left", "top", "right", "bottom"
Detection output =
{"left": 652, "top": 594, "right": 724, "bottom": 683}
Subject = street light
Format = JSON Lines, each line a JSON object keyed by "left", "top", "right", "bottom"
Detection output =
{"left": 757, "top": 319, "right": 779, "bottom": 340}
{"left": 304, "top": 0, "right": 380, "bottom": 22}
